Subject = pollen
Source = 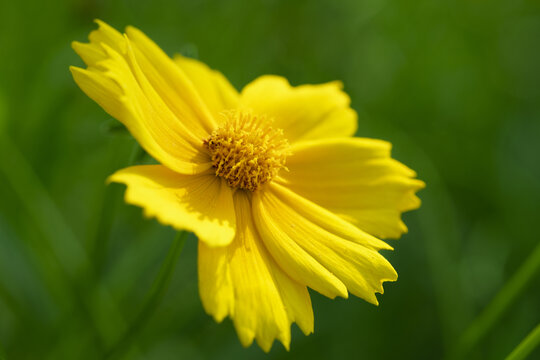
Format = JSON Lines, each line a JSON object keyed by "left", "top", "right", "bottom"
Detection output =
{"left": 203, "top": 110, "right": 290, "bottom": 192}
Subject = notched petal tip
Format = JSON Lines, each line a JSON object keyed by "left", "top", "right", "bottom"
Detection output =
{"left": 330, "top": 79, "right": 345, "bottom": 90}
{"left": 125, "top": 25, "right": 142, "bottom": 38}
{"left": 415, "top": 178, "right": 427, "bottom": 190}
{"left": 369, "top": 271, "right": 399, "bottom": 307}
{"left": 280, "top": 137, "right": 424, "bottom": 240}
{"left": 69, "top": 65, "right": 80, "bottom": 74}
{"left": 236, "top": 326, "right": 255, "bottom": 349}
{"left": 71, "top": 40, "right": 82, "bottom": 51}
{"left": 93, "top": 18, "right": 115, "bottom": 33}
{"left": 199, "top": 192, "right": 315, "bottom": 352}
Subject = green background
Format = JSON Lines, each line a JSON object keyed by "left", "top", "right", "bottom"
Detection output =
{"left": 1, "top": 0, "right": 540, "bottom": 359}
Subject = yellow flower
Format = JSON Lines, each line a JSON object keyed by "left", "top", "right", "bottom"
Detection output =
{"left": 71, "top": 20, "right": 425, "bottom": 351}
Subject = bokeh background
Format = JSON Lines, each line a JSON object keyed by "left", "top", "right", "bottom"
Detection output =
{"left": 1, "top": 0, "right": 540, "bottom": 359}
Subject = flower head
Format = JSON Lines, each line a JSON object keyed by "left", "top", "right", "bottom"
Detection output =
{"left": 71, "top": 20, "right": 425, "bottom": 352}
{"left": 203, "top": 110, "right": 290, "bottom": 191}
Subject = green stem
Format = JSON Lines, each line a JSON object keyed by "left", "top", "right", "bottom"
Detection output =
{"left": 126, "top": 141, "right": 145, "bottom": 165}
{"left": 506, "top": 323, "right": 540, "bottom": 360}
{"left": 91, "top": 142, "right": 142, "bottom": 273}
{"left": 105, "top": 231, "right": 188, "bottom": 359}
{"left": 456, "top": 242, "right": 540, "bottom": 357}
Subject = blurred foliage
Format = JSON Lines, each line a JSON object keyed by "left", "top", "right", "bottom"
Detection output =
{"left": 1, "top": 0, "right": 540, "bottom": 359}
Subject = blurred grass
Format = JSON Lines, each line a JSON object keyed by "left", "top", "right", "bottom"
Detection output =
{"left": 507, "top": 322, "right": 540, "bottom": 360}
{"left": 106, "top": 231, "right": 188, "bottom": 360}
{"left": 1, "top": 0, "right": 540, "bottom": 359}
{"left": 457, "top": 241, "right": 540, "bottom": 358}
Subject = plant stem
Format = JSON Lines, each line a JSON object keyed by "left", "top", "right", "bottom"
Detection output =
{"left": 455, "top": 242, "right": 540, "bottom": 357}
{"left": 91, "top": 141, "right": 142, "bottom": 273}
{"left": 506, "top": 323, "right": 540, "bottom": 360}
{"left": 105, "top": 231, "right": 188, "bottom": 359}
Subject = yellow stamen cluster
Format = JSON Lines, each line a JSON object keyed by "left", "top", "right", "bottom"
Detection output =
{"left": 204, "top": 111, "right": 290, "bottom": 191}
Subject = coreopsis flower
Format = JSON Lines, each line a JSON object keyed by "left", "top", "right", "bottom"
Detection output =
{"left": 71, "top": 20, "right": 424, "bottom": 351}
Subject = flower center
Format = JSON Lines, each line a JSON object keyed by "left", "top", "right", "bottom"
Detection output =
{"left": 203, "top": 110, "right": 290, "bottom": 191}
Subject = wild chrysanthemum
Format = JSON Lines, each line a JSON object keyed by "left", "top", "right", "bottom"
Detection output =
{"left": 71, "top": 20, "right": 425, "bottom": 351}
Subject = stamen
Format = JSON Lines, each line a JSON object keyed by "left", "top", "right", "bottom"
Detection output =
{"left": 203, "top": 110, "right": 290, "bottom": 191}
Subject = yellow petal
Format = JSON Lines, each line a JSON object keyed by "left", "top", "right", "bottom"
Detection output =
{"left": 72, "top": 40, "right": 107, "bottom": 66}
{"left": 269, "top": 182, "right": 393, "bottom": 252}
{"left": 270, "top": 262, "right": 314, "bottom": 337}
{"left": 89, "top": 19, "right": 126, "bottom": 55}
{"left": 239, "top": 75, "right": 357, "bottom": 143}
{"left": 253, "top": 184, "right": 397, "bottom": 305}
{"left": 71, "top": 20, "right": 216, "bottom": 174}
{"left": 109, "top": 165, "right": 235, "bottom": 247}
{"left": 198, "top": 191, "right": 313, "bottom": 352}
{"left": 72, "top": 20, "right": 124, "bottom": 66}
{"left": 252, "top": 191, "right": 348, "bottom": 299}
{"left": 174, "top": 54, "right": 239, "bottom": 121}
{"left": 125, "top": 25, "right": 217, "bottom": 135}
{"left": 198, "top": 238, "right": 234, "bottom": 323}
{"left": 276, "top": 138, "right": 425, "bottom": 239}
